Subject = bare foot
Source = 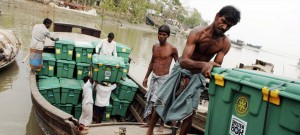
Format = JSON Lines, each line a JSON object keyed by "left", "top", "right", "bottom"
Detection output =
{"left": 140, "top": 123, "right": 149, "bottom": 128}
{"left": 156, "top": 125, "right": 164, "bottom": 132}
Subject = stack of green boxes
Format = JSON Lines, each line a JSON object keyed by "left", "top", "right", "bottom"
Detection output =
{"left": 37, "top": 39, "right": 137, "bottom": 122}
{"left": 74, "top": 41, "right": 94, "bottom": 79}
{"left": 60, "top": 78, "right": 82, "bottom": 105}
{"left": 110, "top": 94, "right": 130, "bottom": 117}
{"left": 38, "top": 77, "right": 61, "bottom": 104}
{"left": 116, "top": 42, "right": 131, "bottom": 79}
{"left": 115, "top": 78, "right": 138, "bottom": 102}
{"left": 37, "top": 53, "right": 56, "bottom": 76}
{"left": 55, "top": 39, "right": 76, "bottom": 79}
{"left": 111, "top": 77, "right": 138, "bottom": 117}
{"left": 92, "top": 54, "right": 125, "bottom": 83}
{"left": 205, "top": 67, "right": 300, "bottom": 135}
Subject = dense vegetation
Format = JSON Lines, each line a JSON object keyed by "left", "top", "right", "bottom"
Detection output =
{"left": 75, "top": 0, "right": 208, "bottom": 28}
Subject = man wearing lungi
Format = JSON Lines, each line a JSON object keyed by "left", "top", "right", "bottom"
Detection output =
{"left": 29, "top": 18, "right": 58, "bottom": 74}
{"left": 146, "top": 6, "right": 241, "bottom": 135}
{"left": 140, "top": 25, "right": 179, "bottom": 132}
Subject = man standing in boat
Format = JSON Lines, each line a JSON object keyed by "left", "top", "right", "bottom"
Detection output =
{"left": 29, "top": 18, "right": 58, "bottom": 75}
{"left": 141, "top": 25, "right": 179, "bottom": 132}
{"left": 95, "top": 32, "right": 117, "bottom": 57}
{"left": 146, "top": 6, "right": 241, "bottom": 135}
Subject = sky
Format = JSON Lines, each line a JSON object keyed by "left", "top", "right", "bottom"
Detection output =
{"left": 179, "top": 0, "right": 300, "bottom": 57}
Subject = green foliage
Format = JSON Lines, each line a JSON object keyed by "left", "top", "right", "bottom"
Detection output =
{"left": 184, "top": 8, "right": 202, "bottom": 28}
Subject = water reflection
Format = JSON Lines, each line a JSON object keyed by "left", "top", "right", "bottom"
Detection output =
{"left": 0, "top": 61, "right": 19, "bottom": 93}
{"left": 25, "top": 107, "right": 45, "bottom": 135}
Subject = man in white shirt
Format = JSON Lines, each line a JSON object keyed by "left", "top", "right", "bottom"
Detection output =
{"left": 95, "top": 32, "right": 117, "bottom": 57}
{"left": 93, "top": 81, "right": 117, "bottom": 123}
{"left": 29, "top": 18, "right": 59, "bottom": 74}
{"left": 79, "top": 76, "right": 95, "bottom": 132}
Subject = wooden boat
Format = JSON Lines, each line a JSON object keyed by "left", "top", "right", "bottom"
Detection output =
{"left": 146, "top": 16, "right": 160, "bottom": 28}
{"left": 0, "top": 29, "right": 21, "bottom": 70}
{"left": 238, "top": 59, "right": 274, "bottom": 73}
{"left": 246, "top": 43, "right": 262, "bottom": 49}
{"left": 231, "top": 39, "right": 244, "bottom": 47}
{"left": 30, "top": 23, "right": 206, "bottom": 135}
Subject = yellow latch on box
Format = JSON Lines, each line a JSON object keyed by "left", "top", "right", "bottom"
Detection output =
{"left": 214, "top": 74, "right": 224, "bottom": 86}
{"left": 262, "top": 87, "right": 280, "bottom": 105}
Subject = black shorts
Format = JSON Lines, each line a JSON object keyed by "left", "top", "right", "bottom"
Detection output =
{"left": 95, "top": 106, "right": 106, "bottom": 116}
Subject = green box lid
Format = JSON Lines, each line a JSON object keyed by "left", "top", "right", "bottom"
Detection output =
{"left": 120, "top": 78, "right": 138, "bottom": 88}
{"left": 116, "top": 42, "right": 131, "bottom": 53}
{"left": 78, "top": 80, "right": 85, "bottom": 87}
{"left": 91, "top": 40, "right": 100, "bottom": 48}
{"left": 93, "top": 55, "right": 125, "bottom": 67}
{"left": 42, "top": 53, "right": 56, "bottom": 61}
{"left": 57, "top": 60, "right": 76, "bottom": 64}
{"left": 74, "top": 41, "right": 94, "bottom": 48}
{"left": 77, "top": 62, "right": 90, "bottom": 66}
{"left": 38, "top": 77, "right": 60, "bottom": 90}
{"left": 55, "top": 39, "right": 74, "bottom": 45}
{"left": 59, "top": 78, "right": 82, "bottom": 90}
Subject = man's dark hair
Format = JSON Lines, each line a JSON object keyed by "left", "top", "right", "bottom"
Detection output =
{"left": 43, "top": 18, "right": 52, "bottom": 25}
{"left": 83, "top": 76, "right": 89, "bottom": 83}
{"left": 108, "top": 32, "right": 114, "bottom": 38}
{"left": 158, "top": 25, "right": 170, "bottom": 36}
{"left": 218, "top": 5, "right": 241, "bottom": 25}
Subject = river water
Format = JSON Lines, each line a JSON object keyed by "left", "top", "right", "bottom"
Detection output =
{"left": 0, "top": 0, "right": 299, "bottom": 135}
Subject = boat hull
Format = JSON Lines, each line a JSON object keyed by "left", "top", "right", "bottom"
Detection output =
{"left": 30, "top": 74, "right": 79, "bottom": 135}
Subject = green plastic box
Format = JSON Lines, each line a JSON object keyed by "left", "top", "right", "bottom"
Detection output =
{"left": 60, "top": 78, "right": 82, "bottom": 105}
{"left": 37, "top": 53, "right": 56, "bottom": 76}
{"left": 116, "top": 42, "right": 131, "bottom": 62}
{"left": 116, "top": 78, "right": 138, "bottom": 102}
{"left": 55, "top": 104, "right": 73, "bottom": 114}
{"left": 111, "top": 94, "right": 130, "bottom": 116}
{"left": 122, "top": 62, "right": 130, "bottom": 79}
{"left": 92, "top": 54, "right": 125, "bottom": 83}
{"left": 55, "top": 39, "right": 74, "bottom": 60}
{"left": 56, "top": 60, "right": 76, "bottom": 78}
{"left": 205, "top": 67, "right": 300, "bottom": 135}
{"left": 76, "top": 63, "right": 91, "bottom": 80}
{"left": 74, "top": 104, "right": 82, "bottom": 120}
{"left": 38, "top": 77, "right": 60, "bottom": 104}
{"left": 74, "top": 41, "right": 94, "bottom": 64}
{"left": 104, "top": 104, "right": 113, "bottom": 121}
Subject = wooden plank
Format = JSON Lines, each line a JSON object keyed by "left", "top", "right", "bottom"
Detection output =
{"left": 135, "top": 94, "right": 146, "bottom": 109}
{"left": 129, "top": 105, "right": 143, "bottom": 122}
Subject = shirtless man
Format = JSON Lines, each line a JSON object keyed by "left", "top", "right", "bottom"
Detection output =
{"left": 141, "top": 25, "right": 178, "bottom": 132}
{"left": 146, "top": 5, "right": 241, "bottom": 135}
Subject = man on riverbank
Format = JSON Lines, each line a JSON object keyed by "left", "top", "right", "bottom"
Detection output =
{"left": 141, "top": 25, "right": 179, "bottom": 132}
{"left": 146, "top": 5, "right": 241, "bottom": 135}
{"left": 95, "top": 32, "right": 117, "bottom": 57}
{"left": 29, "top": 18, "right": 58, "bottom": 75}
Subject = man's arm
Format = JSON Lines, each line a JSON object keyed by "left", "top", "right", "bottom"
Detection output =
{"left": 113, "top": 42, "right": 118, "bottom": 57}
{"left": 180, "top": 29, "right": 207, "bottom": 70}
{"left": 213, "top": 38, "right": 231, "bottom": 65}
{"left": 142, "top": 46, "right": 154, "bottom": 88}
{"left": 95, "top": 40, "right": 103, "bottom": 54}
{"left": 179, "top": 29, "right": 220, "bottom": 78}
{"left": 172, "top": 46, "right": 179, "bottom": 62}
{"left": 44, "top": 30, "right": 59, "bottom": 41}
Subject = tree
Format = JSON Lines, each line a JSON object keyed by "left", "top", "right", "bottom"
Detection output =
{"left": 184, "top": 8, "right": 202, "bottom": 28}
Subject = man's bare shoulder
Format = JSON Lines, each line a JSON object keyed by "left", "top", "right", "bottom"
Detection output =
{"left": 190, "top": 26, "right": 209, "bottom": 35}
